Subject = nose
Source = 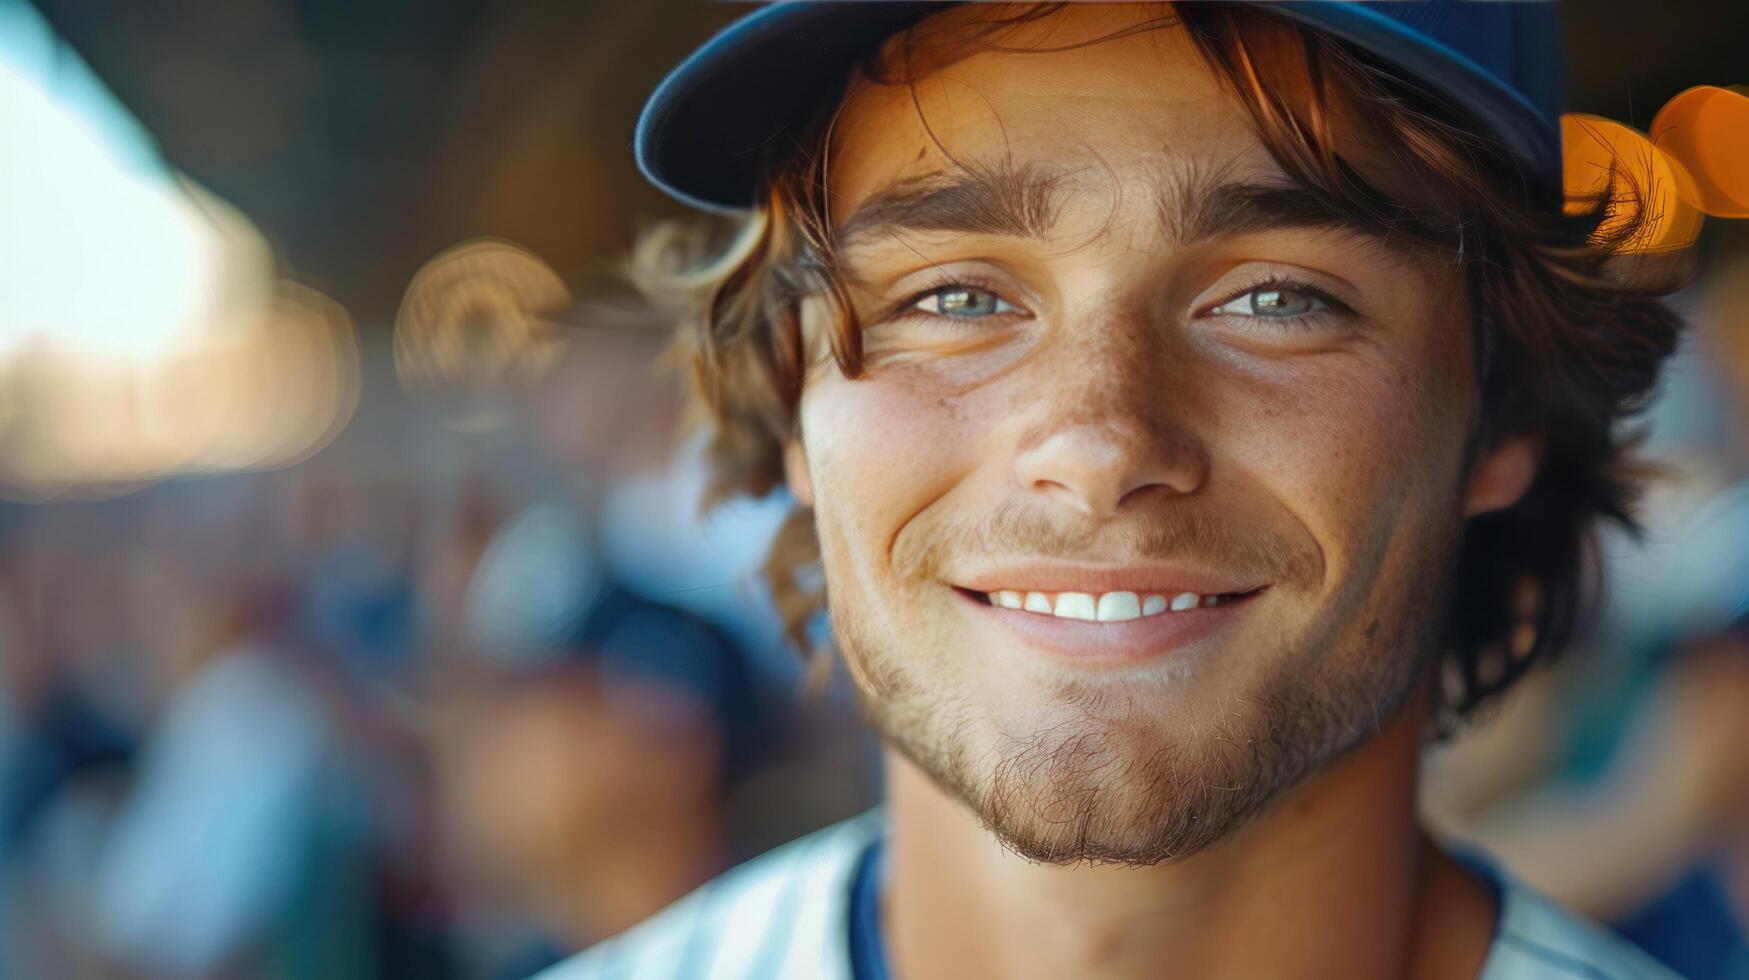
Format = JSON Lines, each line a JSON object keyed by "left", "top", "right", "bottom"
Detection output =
{"left": 1014, "top": 417, "right": 1206, "bottom": 516}
{"left": 1012, "top": 343, "right": 1208, "bottom": 518}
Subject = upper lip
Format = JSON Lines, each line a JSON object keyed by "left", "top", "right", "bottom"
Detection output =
{"left": 952, "top": 561, "right": 1263, "bottom": 597}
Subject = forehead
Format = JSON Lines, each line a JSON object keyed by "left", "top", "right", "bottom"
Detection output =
{"left": 828, "top": 5, "right": 1278, "bottom": 228}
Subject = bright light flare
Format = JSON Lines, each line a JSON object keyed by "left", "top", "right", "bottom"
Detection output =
{"left": 0, "top": 7, "right": 360, "bottom": 501}
{"left": 0, "top": 66, "right": 256, "bottom": 361}
{"left": 0, "top": 282, "right": 360, "bottom": 501}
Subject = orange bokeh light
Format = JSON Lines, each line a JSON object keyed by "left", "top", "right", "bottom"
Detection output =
{"left": 1650, "top": 85, "right": 1749, "bottom": 220}
{"left": 1562, "top": 114, "right": 1703, "bottom": 254}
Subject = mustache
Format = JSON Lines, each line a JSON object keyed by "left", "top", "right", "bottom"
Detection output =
{"left": 894, "top": 499, "right": 1319, "bottom": 586}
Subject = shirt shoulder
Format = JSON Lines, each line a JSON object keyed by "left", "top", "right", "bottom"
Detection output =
{"left": 531, "top": 811, "right": 880, "bottom": 980}
{"left": 1480, "top": 867, "right": 1680, "bottom": 980}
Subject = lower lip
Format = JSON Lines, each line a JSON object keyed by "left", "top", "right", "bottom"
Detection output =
{"left": 956, "top": 589, "right": 1260, "bottom": 664}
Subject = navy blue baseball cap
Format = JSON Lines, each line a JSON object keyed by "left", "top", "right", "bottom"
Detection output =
{"left": 635, "top": 1, "right": 1565, "bottom": 214}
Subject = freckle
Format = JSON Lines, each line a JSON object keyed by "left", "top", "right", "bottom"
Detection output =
{"left": 1363, "top": 618, "right": 1380, "bottom": 640}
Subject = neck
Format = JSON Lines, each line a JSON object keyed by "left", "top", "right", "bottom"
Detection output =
{"left": 882, "top": 695, "right": 1495, "bottom": 980}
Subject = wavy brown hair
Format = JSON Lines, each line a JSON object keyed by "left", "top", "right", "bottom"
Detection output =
{"left": 629, "top": 3, "right": 1688, "bottom": 727}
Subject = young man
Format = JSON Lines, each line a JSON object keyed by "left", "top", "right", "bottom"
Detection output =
{"left": 543, "top": 3, "right": 1685, "bottom": 977}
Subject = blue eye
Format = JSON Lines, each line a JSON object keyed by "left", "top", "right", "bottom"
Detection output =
{"left": 1211, "top": 285, "right": 1325, "bottom": 319}
{"left": 912, "top": 285, "right": 1016, "bottom": 318}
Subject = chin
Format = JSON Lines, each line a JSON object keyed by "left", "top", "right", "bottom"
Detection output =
{"left": 988, "top": 703, "right": 1294, "bottom": 864}
{"left": 858, "top": 628, "right": 1423, "bottom": 868}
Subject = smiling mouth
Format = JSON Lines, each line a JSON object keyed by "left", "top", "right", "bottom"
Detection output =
{"left": 955, "top": 586, "right": 1264, "bottom": 622}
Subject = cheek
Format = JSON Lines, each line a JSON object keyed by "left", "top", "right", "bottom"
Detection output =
{"left": 800, "top": 366, "right": 981, "bottom": 575}
{"left": 1208, "top": 345, "right": 1469, "bottom": 584}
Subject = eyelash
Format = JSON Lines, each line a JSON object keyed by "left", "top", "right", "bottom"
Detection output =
{"left": 1204, "top": 274, "right": 1353, "bottom": 324}
{"left": 884, "top": 274, "right": 1352, "bottom": 327}
{"left": 885, "top": 274, "right": 1019, "bottom": 325}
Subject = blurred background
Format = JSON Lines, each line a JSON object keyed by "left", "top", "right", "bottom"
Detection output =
{"left": 0, "top": 1, "right": 1746, "bottom": 978}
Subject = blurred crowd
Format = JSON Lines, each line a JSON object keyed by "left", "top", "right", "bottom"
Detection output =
{"left": 0, "top": 316, "right": 882, "bottom": 979}
{"left": 3, "top": 0, "right": 1748, "bottom": 977}
{"left": 1423, "top": 249, "right": 1749, "bottom": 980}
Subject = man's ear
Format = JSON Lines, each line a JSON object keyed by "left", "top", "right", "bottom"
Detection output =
{"left": 1464, "top": 433, "right": 1543, "bottom": 517}
{"left": 784, "top": 438, "right": 815, "bottom": 508}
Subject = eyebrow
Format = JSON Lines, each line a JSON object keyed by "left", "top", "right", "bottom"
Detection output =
{"left": 836, "top": 163, "right": 1071, "bottom": 250}
{"left": 835, "top": 161, "right": 1367, "bottom": 252}
{"left": 1158, "top": 168, "right": 1364, "bottom": 246}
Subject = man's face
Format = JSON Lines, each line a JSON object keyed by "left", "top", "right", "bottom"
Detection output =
{"left": 790, "top": 5, "right": 1525, "bottom": 864}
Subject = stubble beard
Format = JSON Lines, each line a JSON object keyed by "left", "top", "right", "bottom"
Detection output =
{"left": 829, "top": 521, "right": 1459, "bottom": 868}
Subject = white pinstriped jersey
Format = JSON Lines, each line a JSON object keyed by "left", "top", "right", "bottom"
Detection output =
{"left": 533, "top": 810, "right": 1678, "bottom": 980}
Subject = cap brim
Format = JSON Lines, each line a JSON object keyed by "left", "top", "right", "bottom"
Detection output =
{"left": 635, "top": 2, "right": 934, "bottom": 214}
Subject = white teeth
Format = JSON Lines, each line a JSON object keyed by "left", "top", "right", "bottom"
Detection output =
{"left": 1054, "top": 592, "right": 1097, "bottom": 620}
{"left": 994, "top": 589, "right": 1226, "bottom": 620}
{"left": 1095, "top": 591, "right": 1141, "bottom": 622}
